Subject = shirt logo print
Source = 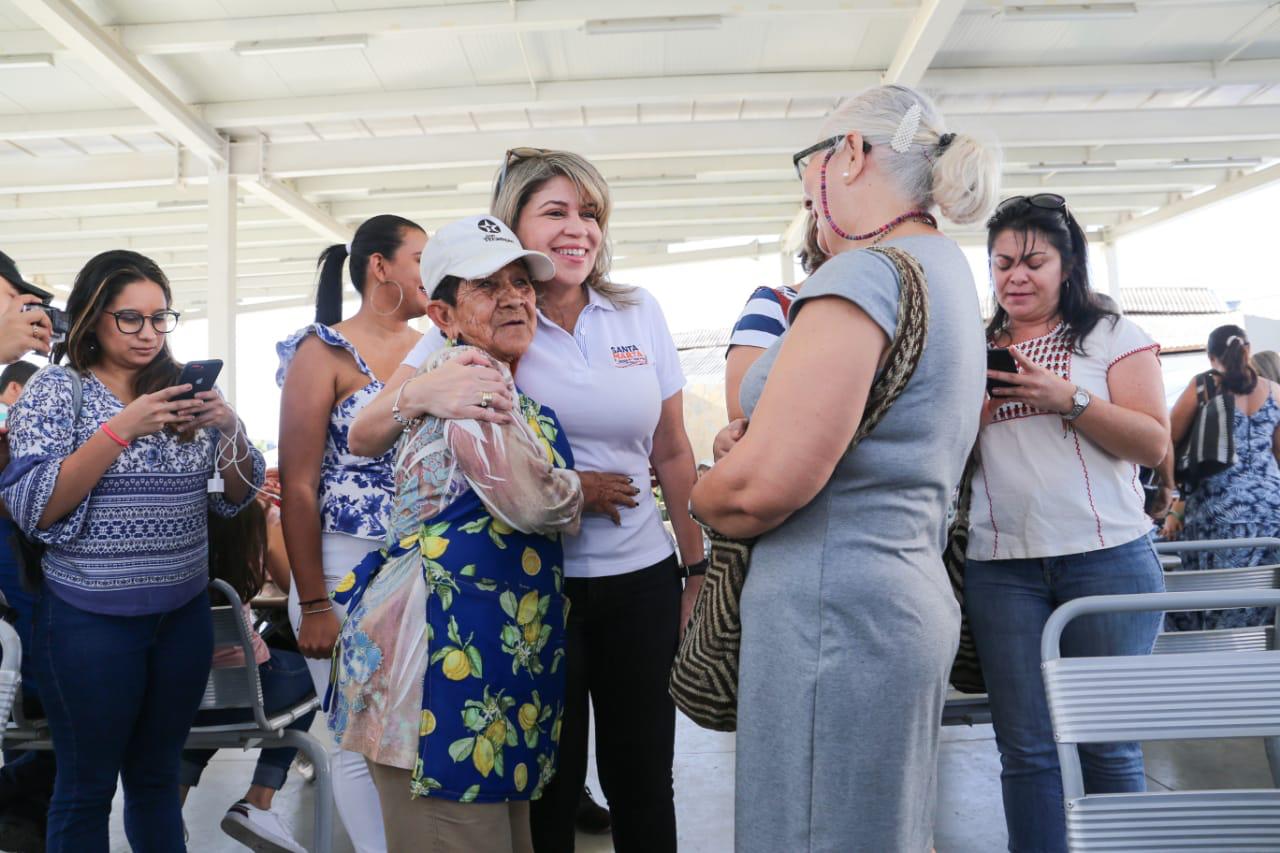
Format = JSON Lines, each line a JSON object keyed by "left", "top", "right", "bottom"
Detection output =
{"left": 610, "top": 344, "right": 649, "bottom": 368}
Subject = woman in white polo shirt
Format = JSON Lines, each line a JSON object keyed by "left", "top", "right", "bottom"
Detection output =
{"left": 349, "top": 151, "right": 705, "bottom": 853}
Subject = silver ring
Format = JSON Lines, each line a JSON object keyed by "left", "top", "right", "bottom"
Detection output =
{"left": 480, "top": 391, "right": 493, "bottom": 409}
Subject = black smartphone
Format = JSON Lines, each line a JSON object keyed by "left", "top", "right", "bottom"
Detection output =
{"left": 174, "top": 359, "right": 223, "bottom": 401}
{"left": 986, "top": 348, "right": 1019, "bottom": 394}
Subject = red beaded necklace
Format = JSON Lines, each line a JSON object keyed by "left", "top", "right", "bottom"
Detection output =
{"left": 819, "top": 146, "right": 937, "bottom": 243}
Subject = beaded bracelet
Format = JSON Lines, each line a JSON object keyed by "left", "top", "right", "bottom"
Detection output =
{"left": 391, "top": 380, "right": 422, "bottom": 434}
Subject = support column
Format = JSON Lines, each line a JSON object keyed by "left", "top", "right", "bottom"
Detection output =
{"left": 1103, "top": 239, "right": 1121, "bottom": 298}
{"left": 779, "top": 244, "right": 796, "bottom": 287}
{"left": 207, "top": 159, "right": 237, "bottom": 405}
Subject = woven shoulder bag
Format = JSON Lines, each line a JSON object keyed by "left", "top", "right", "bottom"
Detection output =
{"left": 669, "top": 246, "right": 930, "bottom": 731}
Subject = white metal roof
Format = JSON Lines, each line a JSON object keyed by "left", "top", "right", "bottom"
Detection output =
{"left": 1, "top": 0, "right": 1279, "bottom": 323}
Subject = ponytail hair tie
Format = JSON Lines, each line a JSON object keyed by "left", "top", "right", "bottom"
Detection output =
{"left": 938, "top": 132, "right": 956, "bottom": 151}
{"left": 1227, "top": 334, "right": 1247, "bottom": 348}
{"left": 344, "top": 241, "right": 354, "bottom": 255}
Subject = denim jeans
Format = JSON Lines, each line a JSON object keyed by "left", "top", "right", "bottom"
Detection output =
{"left": 180, "top": 648, "right": 316, "bottom": 791}
{"left": 966, "top": 535, "right": 1165, "bottom": 853}
{"left": 33, "top": 588, "right": 213, "bottom": 853}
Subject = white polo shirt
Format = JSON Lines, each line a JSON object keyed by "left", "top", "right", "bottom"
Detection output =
{"left": 404, "top": 286, "right": 685, "bottom": 578}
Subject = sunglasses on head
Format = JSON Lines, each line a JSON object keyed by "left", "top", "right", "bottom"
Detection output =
{"left": 995, "top": 193, "right": 1067, "bottom": 214}
{"left": 493, "top": 147, "right": 551, "bottom": 200}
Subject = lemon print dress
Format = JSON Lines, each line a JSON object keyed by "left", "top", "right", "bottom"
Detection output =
{"left": 327, "top": 346, "right": 583, "bottom": 805}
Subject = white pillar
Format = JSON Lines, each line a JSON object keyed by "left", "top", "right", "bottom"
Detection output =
{"left": 207, "top": 160, "right": 237, "bottom": 405}
{"left": 1103, "top": 239, "right": 1121, "bottom": 298}
{"left": 779, "top": 246, "right": 796, "bottom": 287}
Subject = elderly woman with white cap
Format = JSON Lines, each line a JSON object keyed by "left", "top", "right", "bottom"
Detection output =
{"left": 327, "top": 216, "right": 584, "bottom": 853}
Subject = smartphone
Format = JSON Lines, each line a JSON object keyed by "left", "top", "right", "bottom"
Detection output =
{"left": 986, "top": 348, "right": 1019, "bottom": 394}
{"left": 174, "top": 359, "right": 223, "bottom": 401}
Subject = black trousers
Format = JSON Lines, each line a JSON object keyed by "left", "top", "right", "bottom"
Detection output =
{"left": 531, "top": 555, "right": 681, "bottom": 853}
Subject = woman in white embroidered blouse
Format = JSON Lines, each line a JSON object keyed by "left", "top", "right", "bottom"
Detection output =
{"left": 964, "top": 196, "right": 1170, "bottom": 853}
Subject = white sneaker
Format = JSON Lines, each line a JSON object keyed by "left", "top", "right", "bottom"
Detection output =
{"left": 220, "top": 800, "right": 307, "bottom": 853}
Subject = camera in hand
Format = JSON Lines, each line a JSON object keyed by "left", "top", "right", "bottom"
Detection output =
{"left": 21, "top": 303, "right": 69, "bottom": 345}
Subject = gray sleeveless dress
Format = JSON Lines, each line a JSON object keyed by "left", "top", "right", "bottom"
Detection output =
{"left": 735, "top": 236, "right": 985, "bottom": 853}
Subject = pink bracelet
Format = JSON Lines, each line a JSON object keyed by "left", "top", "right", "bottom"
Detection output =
{"left": 100, "top": 424, "right": 129, "bottom": 448}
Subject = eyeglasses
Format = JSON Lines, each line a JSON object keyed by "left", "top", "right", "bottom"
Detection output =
{"left": 106, "top": 309, "right": 180, "bottom": 335}
{"left": 791, "top": 135, "right": 872, "bottom": 180}
{"left": 995, "top": 194, "right": 1067, "bottom": 214}
{"left": 494, "top": 147, "right": 551, "bottom": 200}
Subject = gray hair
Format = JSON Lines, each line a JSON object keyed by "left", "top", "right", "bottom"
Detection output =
{"left": 819, "top": 84, "right": 1001, "bottom": 225}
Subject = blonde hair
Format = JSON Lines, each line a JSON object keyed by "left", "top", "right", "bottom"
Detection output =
{"left": 819, "top": 84, "right": 1001, "bottom": 225}
{"left": 490, "top": 149, "right": 637, "bottom": 306}
{"left": 1252, "top": 349, "right": 1280, "bottom": 384}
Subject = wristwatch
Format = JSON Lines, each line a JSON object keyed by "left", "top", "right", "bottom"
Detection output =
{"left": 680, "top": 559, "right": 709, "bottom": 579}
{"left": 1063, "top": 385, "right": 1091, "bottom": 422}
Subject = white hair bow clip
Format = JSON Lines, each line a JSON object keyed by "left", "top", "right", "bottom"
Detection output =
{"left": 890, "top": 103, "right": 923, "bottom": 154}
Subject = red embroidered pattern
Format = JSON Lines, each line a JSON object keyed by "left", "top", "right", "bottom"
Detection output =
{"left": 1107, "top": 342, "right": 1161, "bottom": 372}
{"left": 1071, "top": 428, "right": 1106, "bottom": 549}
{"left": 992, "top": 326, "right": 1073, "bottom": 424}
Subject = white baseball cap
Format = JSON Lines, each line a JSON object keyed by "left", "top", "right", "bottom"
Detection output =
{"left": 420, "top": 215, "right": 556, "bottom": 298}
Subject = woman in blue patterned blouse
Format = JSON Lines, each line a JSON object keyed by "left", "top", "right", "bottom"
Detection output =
{"left": 0, "top": 250, "right": 264, "bottom": 852}
{"left": 277, "top": 214, "right": 518, "bottom": 852}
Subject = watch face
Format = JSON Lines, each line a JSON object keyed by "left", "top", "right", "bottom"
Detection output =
{"left": 1074, "top": 389, "right": 1089, "bottom": 407}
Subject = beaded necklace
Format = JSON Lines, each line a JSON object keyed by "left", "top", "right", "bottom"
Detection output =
{"left": 819, "top": 146, "right": 937, "bottom": 243}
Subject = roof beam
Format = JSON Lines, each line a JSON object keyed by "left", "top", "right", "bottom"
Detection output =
{"left": 9, "top": 59, "right": 1280, "bottom": 142}
{"left": 10, "top": 0, "right": 226, "bottom": 164}
{"left": 1108, "top": 161, "right": 1280, "bottom": 239}
{"left": 0, "top": 0, "right": 909, "bottom": 57}
{"left": 883, "top": 0, "right": 966, "bottom": 87}
{"left": 239, "top": 178, "right": 352, "bottom": 245}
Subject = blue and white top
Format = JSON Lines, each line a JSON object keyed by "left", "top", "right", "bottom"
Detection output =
{"left": 0, "top": 366, "right": 265, "bottom": 617}
{"left": 727, "top": 285, "right": 797, "bottom": 351}
{"left": 276, "top": 323, "right": 397, "bottom": 542}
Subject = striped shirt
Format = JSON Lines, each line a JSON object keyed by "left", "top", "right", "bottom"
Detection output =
{"left": 727, "top": 286, "right": 798, "bottom": 351}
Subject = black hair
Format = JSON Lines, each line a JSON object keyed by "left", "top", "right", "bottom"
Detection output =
{"left": 207, "top": 500, "right": 267, "bottom": 605}
{"left": 985, "top": 200, "right": 1116, "bottom": 355}
{"left": 0, "top": 360, "right": 36, "bottom": 392}
{"left": 433, "top": 275, "right": 462, "bottom": 307}
{"left": 57, "top": 250, "right": 182, "bottom": 398}
{"left": 1207, "top": 324, "right": 1257, "bottom": 395}
{"left": 315, "top": 214, "right": 424, "bottom": 326}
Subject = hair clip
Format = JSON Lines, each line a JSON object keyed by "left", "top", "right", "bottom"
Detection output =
{"left": 891, "top": 104, "right": 923, "bottom": 153}
{"left": 938, "top": 132, "right": 956, "bottom": 150}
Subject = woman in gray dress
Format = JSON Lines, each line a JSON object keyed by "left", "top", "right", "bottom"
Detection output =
{"left": 690, "top": 85, "right": 1000, "bottom": 852}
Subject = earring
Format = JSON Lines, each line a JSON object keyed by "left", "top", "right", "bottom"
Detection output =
{"left": 371, "top": 279, "right": 405, "bottom": 316}
{"left": 842, "top": 171, "right": 850, "bottom": 179}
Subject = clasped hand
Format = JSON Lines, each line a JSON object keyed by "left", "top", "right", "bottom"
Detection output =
{"left": 109, "top": 385, "right": 239, "bottom": 442}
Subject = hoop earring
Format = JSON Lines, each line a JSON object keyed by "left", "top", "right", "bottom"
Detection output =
{"left": 371, "top": 279, "right": 405, "bottom": 316}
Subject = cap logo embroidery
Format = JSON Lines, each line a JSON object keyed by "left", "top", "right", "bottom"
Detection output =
{"left": 478, "top": 219, "right": 502, "bottom": 234}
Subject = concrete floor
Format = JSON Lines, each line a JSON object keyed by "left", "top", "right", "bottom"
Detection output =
{"left": 103, "top": 713, "right": 1276, "bottom": 852}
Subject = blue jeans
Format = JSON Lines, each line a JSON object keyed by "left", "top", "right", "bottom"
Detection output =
{"left": 966, "top": 535, "right": 1165, "bottom": 853}
{"left": 180, "top": 648, "right": 316, "bottom": 791}
{"left": 33, "top": 588, "right": 213, "bottom": 853}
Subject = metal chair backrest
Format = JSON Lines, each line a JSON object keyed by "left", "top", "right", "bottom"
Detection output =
{"left": 1041, "top": 589, "right": 1280, "bottom": 851}
{"left": 203, "top": 578, "right": 272, "bottom": 731}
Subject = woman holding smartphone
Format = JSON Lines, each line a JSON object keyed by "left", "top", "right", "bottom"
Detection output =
{"left": 1, "top": 249, "right": 263, "bottom": 851}
{"left": 968, "top": 195, "right": 1169, "bottom": 853}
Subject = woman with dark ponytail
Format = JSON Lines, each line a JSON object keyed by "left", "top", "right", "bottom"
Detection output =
{"left": 1167, "top": 324, "right": 1280, "bottom": 630}
{"left": 276, "top": 214, "right": 513, "bottom": 852}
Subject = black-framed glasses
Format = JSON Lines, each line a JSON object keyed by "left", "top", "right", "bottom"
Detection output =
{"left": 494, "top": 147, "right": 551, "bottom": 200}
{"left": 791, "top": 135, "right": 873, "bottom": 180}
{"left": 107, "top": 309, "right": 180, "bottom": 335}
{"left": 995, "top": 193, "right": 1067, "bottom": 214}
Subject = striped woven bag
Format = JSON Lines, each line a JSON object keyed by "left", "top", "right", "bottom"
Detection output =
{"left": 669, "top": 246, "right": 931, "bottom": 731}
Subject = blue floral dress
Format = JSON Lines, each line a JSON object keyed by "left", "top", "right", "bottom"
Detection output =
{"left": 1168, "top": 388, "right": 1280, "bottom": 630}
{"left": 276, "top": 323, "right": 396, "bottom": 541}
{"left": 327, "top": 346, "right": 583, "bottom": 804}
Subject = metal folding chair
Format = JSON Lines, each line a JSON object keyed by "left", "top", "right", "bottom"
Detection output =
{"left": 1042, "top": 589, "right": 1280, "bottom": 851}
